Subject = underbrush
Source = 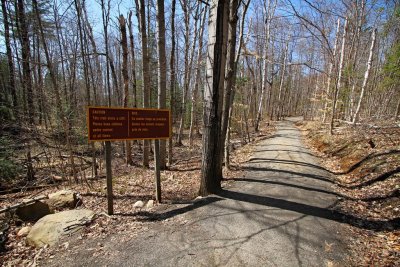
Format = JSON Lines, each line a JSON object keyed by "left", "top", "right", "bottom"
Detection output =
{"left": 0, "top": 121, "right": 274, "bottom": 266}
{"left": 297, "top": 120, "right": 400, "bottom": 266}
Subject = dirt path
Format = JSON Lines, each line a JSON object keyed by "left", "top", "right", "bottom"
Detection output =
{"left": 45, "top": 118, "right": 348, "bottom": 266}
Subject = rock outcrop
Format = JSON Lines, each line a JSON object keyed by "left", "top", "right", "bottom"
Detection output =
{"left": 46, "top": 190, "right": 79, "bottom": 209}
{"left": 15, "top": 200, "right": 52, "bottom": 221}
{"left": 26, "top": 209, "right": 95, "bottom": 248}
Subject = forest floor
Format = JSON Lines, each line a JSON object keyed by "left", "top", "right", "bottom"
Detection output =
{"left": 297, "top": 119, "right": 400, "bottom": 266}
{"left": 1, "top": 117, "right": 399, "bottom": 266}
{"left": 0, "top": 122, "right": 273, "bottom": 266}
{"left": 23, "top": 117, "right": 349, "bottom": 266}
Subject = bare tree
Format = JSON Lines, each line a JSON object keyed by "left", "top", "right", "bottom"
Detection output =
{"left": 330, "top": 18, "right": 347, "bottom": 135}
{"left": 16, "top": 0, "right": 34, "bottom": 124}
{"left": 189, "top": 6, "right": 207, "bottom": 147}
{"left": 119, "top": 15, "right": 133, "bottom": 165}
{"left": 135, "top": 0, "right": 151, "bottom": 167}
{"left": 168, "top": 0, "right": 177, "bottom": 166}
{"left": 352, "top": 29, "right": 377, "bottom": 124}
{"left": 1, "top": 0, "right": 17, "bottom": 115}
{"left": 155, "top": 0, "right": 167, "bottom": 169}
{"left": 128, "top": 11, "right": 137, "bottom": 108}
{"left": 199, "top": 0, "right": 229, "bottom": 195}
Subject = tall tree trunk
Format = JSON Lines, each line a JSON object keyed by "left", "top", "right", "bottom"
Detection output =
{"left": 119, "top": 15, "right": 133, "bottom": 165}
{"left": 135, "top": 0, "right": 151, "bottom": 167}
{"left": 352, "top": 29, "right": 376, "bottom": 124}
{"left": 168, "top": 0, "right": 176, "bottom": 166}
{"left": 17, "top": 0, "right": 34, "bottom": 124}
{"left": 101, "top": 0, "right": 112, "bottom": 106}
{"left": 74, "top": 0, "right": 91, "bottom": 105}
{"left": 199, "top": 0, "right": 229, "bottom": 196}
{"left": 156, "top": 0, "right": 167, "bottom": 169}
{"left": 176, "top": 0, "right": 191, "bottom": 146}
{"left": 277, "top": 40, "right": 289, "bottom": 121}
{"left": 255, "top": 0, "right": 275, "bottom": 130}
{"left": 128, "top": 11, "right": 137, "bottom": 108}
{"left": 223, "top": 0, "right": 250, "bottom": 170}
{"left": 189, "top": 6, "right": 207, "bottom": 147}
{"left": 82, "top": 3, "right": 102, "bottom": 105}
{"left": 1, "top": 0, "right": 18, "bottom": 115}
{"left": 330, "top": 18, "right": 348, "bottom": 135}
{"left": 177, "top": 2, "right": 200, "bottom": 146}
{"left": 217, "top": 0, "right": 242, "bottom": 177}
{"left": 322, "top": 19, "right": 340, "bottom": 122}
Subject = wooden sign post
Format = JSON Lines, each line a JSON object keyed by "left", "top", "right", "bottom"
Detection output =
{"left": 87, "top": 106, "right": 171, "bottom": 215}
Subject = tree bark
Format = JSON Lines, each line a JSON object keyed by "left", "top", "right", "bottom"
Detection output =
{"left": 156, "top": 0, "right": 167, "bottom": 169}
{"left": 168, "top": 0, "right": 176, "bottom": 166}
{"left": 352, "top": 29, "right": 376, "bottom": 124}
{"left": 135, "top": 0, "right": 151, "bottom": 167}
{"left": 128, "top": 11, "right": 137, "bottom": 108}
{"left": 119, "top": 15, "right": 133, "bottom": 165}
{"left": 17, "top": 0, "right": 34, "bottom": 124}
{"left": 1, "top": 0, "right": 17, "bottom": 115}
{"left": 330, "top": 18, "right": 348, "bottom": 135}
{"left": 277, "top": 40, "right": 289, "bottom": 121}
{"left": 322, "top": 19, "right": 340, "bottom": 123}
{"left": 189, "top": 6, "right": 207, "bottom": 147}
{"left": 199, "top": 0, "right": 229, "bottom": 196}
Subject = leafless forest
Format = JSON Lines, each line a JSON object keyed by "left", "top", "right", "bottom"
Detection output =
{"left": 0, "top": 0, "right": 399, "bottom": 265}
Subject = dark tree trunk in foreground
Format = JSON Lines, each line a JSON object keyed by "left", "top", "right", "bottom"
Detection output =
{"left": 156, "top": 0, "right": 167, "bottom": 169}
{"left": 199, "top": 0, "right": 229, "bottom": 196}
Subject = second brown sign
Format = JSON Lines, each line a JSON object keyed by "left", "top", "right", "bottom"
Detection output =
{"left": 87, "top": 106, "right": 171, "bottom": 141}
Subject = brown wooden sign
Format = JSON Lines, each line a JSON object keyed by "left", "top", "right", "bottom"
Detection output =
{"left": 87, "top": 106, "right": 171, "bottom": 141}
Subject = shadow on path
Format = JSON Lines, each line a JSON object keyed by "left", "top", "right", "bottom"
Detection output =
{"left": 121, "top": 189, "right": 399, "bottom": 232}
{"left": 116, "top": 197, "right": 223, "bottom": 221}
{"left": 228, "top": 177, "right": 340, "bottom": 197}
{"left": 247, "top": 158, "right": 331, "bottom": 172}
{"left": 217, "top": 190, "right": 400, "bottom": 231}
{"left": 242, "top": 166, "right": 334, "bottom": 183}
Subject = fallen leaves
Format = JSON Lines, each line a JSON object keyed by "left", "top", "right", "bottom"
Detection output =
{"left": 0, "top": 122, "right": 275, "bottom": 266}
{"left": 297, "top": 120, "right": 400, "bottom": 266}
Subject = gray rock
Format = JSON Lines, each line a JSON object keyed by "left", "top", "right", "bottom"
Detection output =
{"left": 16, "top": 201, "right": 52, "bottom": 221}
{"left": 17, "top": 226, "right": 31, "bottom": 237}
{"left": 46, "top": 190, "right": 79, "bottom": 209}
{"left": 146, "top": 200, "right": 154, "bottom": 209}
{"left": 26, "top": 209, "right": 95, "bottom": 248}
{"left": 133, "top": 201, "right": 144, "bottom": 208}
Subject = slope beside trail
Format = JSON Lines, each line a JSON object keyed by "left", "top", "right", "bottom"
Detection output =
{"left": 45, "top": 118, "right": 348, "bottom": 267}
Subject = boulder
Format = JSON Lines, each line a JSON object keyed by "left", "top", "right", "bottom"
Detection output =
{"left": 146, "top": 200, "right": 154, "bottom": 209}
{"left": 17, "top": 226, "right": 31, "bottom": 237}
{"left": 133, "top": 201, "right": 144, "bottom": 208}
{"left": 16, "top": 201, "right": 52, "bottom": 221}
{"left": 26, "top": 209, "right": 95, "bottom": 248}
{"left": 46, "top": 190, "right": 79, "bottom": 209}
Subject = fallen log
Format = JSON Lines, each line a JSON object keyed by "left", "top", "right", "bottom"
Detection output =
{"left": 0, "top": 184, "right": 57, "bottom": 196}
{"left": 0, "top": 195, "right": 47, "bottom": 214}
